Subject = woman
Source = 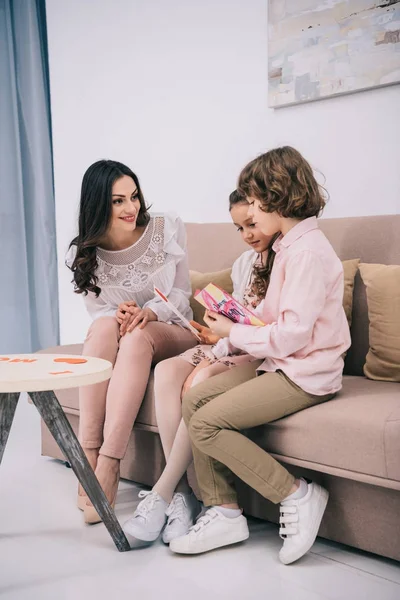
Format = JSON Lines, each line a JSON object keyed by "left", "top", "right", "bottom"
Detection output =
{"left": 66, "top": 159, "right": 196, "bottom": 524}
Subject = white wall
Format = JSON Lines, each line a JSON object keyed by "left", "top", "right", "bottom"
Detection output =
{"left": 46, "top": 0, "right": 400, "bottom": 344}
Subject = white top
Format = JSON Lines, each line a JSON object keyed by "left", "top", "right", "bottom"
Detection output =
{"left": 66, "top": 213, "right": 193, "bottom": 325}
{"left": 231, "top": 249, "right": 263, "bottom": 308}
{"left": 212, "top": 249, "right": 264, "bottom": 359}
{"left": 0, "top": 354, "right": 112, "bottom": 393}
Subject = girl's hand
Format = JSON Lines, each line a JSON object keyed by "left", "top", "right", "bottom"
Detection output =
{"left": 181, "top": 358, "right": 211, "bottom": 397}
{"left": 120, "top": 307, "right": 158, "bottom": 335}
{"left": 116, "top": 300, "right": 137, "bottom": 325}
{"left": 203, "top": 310, "right": 234, "bottom": 338}
{"left": 190, "top": 320, "right": 221, "bottom": 345}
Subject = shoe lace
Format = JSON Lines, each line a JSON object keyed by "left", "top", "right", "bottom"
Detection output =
{"left": 279, "top": 504, "right": 298, "bottom": 539}
{"left": 189, "top": 508, "right": 218, "bottom": 533}
{"left": 165, "top": 493, "right": 186, "bottom": 523}
{"left": 134, "top": 490, "right": 160, "bottom": 520}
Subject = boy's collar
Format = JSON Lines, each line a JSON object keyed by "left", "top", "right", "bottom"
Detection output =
{"left": 272, "top": 216, "right": 319, "bottom": 252}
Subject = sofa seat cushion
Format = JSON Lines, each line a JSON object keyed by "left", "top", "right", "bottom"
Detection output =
{"left": 39, "top": 347, "right": 400, "bottom": 482}
{"left": 250, "top": 376, "right": 400, "bottom": 483}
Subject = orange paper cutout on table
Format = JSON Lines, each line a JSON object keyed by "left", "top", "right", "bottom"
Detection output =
{"left": 49, "top": 370, "right": 73, "bottom": 375}
{"left": 53, "top": 358, "right": 88, "bottom": 365}
{"left": 9, "top": 359, "right": 37, "bottom": 363}
{"left": 0, "top": 357, "right": 10, "bottom": 362}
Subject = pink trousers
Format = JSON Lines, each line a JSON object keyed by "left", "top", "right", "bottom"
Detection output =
{"left": 79, "top": 317, "right": 196, "bottom": 459}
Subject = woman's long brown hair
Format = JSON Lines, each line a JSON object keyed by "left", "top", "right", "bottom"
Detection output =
{"left": 68, "top": 160, "right": 150, "bottom": 296}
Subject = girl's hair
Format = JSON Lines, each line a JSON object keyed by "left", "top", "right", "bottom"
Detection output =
{"left": 229, "top": 189, "right": 279, "bottom": 301}
{"left": 68, "top": 159, "right": 150, "bottom": 296}
{"left": 228, "top": 189, "right": 247, "bottom": 209}
{"left": 238, "top": 146, "right": 327, "bottom": 218}
{"left": 251, "top": 234, "right": 279, "bottom": 301}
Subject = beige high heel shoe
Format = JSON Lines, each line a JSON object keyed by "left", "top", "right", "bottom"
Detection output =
{"left": 83, "top": 474, "right": 120, "bottom": 525}
{"left": 77, "top": 494, "right": 87, "bottom": 511}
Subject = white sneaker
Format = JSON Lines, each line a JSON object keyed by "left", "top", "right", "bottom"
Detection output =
{"left": 123, "top": 490, "right": 168, "bottom": 542}
{"left": 169, "top": 507, "right": 249, "bottom": 554}
{"left": 162, "top": 492, "right": 201, "bottom": 544}
{"left": 279, "top": 482, "right": 329, "bottom": 565}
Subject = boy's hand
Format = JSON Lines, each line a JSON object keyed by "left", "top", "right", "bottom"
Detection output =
{"left": 190, "top": 321, "right": 221, "bottom": 345}
{"left": 203, "top": 310, "right": 234, "bottom": 338}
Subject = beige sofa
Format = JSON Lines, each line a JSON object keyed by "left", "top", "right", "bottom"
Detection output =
{"left": 41, "top": 214, "right": 400, "bottom": 561}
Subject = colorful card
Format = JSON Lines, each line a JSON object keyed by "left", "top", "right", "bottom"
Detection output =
{"left": 194, "top": 283, "right": 265, "bottom": 326}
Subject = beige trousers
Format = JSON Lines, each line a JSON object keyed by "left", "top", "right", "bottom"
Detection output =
{"left": 182, "top": 361, "right": 334, "bottom": 506}
{"left": 80, "top": 317, "right": 196, "bottom": 459}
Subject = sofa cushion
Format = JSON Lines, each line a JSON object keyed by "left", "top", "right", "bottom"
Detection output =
{"left": 189, "top": 268, "right": 233, "bottom": 324}
{"left": 359, "top": 263, "right": 400, "bottom": 383}
{"left": 342, "top": 259, "right": 360, "bottom": 328}
{"left": 249, "top": 375, "right": 400, "bottom": 482}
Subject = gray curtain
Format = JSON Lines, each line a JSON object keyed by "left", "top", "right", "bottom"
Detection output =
{"left": 0, "top": 0, "right": 59, "bottom": 353}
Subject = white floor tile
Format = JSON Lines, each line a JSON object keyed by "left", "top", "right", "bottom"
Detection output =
{"left": 0, "top": 399, "right": 399, "bottom": 600}
{"left": 311, "top": 540, "right": 400, "bottom": 585}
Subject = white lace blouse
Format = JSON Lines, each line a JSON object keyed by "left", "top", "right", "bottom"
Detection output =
{"left": 66, "top": 213, "right": 193, "bottom": 324}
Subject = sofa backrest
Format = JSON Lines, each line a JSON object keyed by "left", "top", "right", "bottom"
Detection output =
{"left": 186, "top": 214, "right": 400, "bottom": 377}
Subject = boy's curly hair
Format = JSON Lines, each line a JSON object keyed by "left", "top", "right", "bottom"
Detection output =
{"left": 238, "top": 146, "right": 327, "bottom": 218}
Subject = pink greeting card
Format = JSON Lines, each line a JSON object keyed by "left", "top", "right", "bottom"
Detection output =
{"left": 194, "top": 283, "right": 265, "bottom": 326}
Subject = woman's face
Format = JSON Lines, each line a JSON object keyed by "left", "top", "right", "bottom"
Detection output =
{"left": 247, "top": 197, "right": 280, "bottom": 237}
{"left": 230, "top": 202, "right": 273, "bottom": 253}
{"left": 109, "top": 175, "right": 141, "bottom": 235}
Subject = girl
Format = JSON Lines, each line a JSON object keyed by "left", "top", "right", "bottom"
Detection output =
{"left": 170, "top": 147, "right": 351, "bottom": 565}
{"left": 66, "top": 159, "right": 196, "bottom": 524}
{"left": 123, "top": 190, "right": 277, "bottom": 543}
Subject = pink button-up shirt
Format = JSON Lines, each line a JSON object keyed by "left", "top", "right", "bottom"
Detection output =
{"left": 229, "top": 217, "right": 351, "bottom": 395}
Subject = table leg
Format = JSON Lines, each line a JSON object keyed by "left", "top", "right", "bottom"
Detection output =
{"left": 0, "top": 393, "right": 20, "bottom": 466}
{"left": 28, "top": 390, "right": 130, "bottom": 552}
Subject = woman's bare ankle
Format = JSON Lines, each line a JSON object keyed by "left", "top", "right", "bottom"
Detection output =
{"left": 97, "top": 454, "right": 120, "bottom": 470}
{"left": 84, "top": 448, "right": 99, "bottom": 468}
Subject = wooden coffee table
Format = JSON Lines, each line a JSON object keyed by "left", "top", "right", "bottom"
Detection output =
{"left": 0, "top": 353, "right": 130, "bottom": 552}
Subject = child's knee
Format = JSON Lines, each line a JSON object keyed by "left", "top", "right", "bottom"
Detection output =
{"left": 155, "top": 356, "right": 183, "bottom": 378}
{"left": 154, "top": 357, "right": 173, "bottom": 381}
{"left": 191, "top": 363, "right": 228, "bottom": 388}
{"left": 188, "top": 411, "right": 215, "bottom": 450}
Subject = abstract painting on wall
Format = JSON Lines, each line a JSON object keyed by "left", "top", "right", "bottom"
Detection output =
{"left": 268, "top": 1, "right": 400, "bottom": 107}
